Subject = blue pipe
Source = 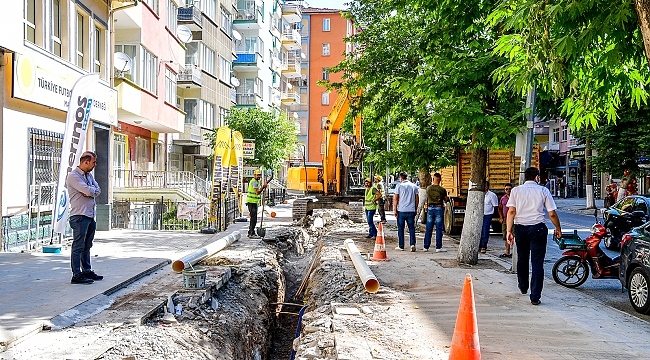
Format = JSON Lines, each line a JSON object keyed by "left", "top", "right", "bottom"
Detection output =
{"left": 289, "top": 305, "right": 309, "bottom": 360}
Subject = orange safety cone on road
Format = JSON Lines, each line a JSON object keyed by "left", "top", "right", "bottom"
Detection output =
{"left": 370, "top": 222, "right": 389, "bottom": 261}
{"left": 449, "top": 273, "right": 481, "bottom": 360}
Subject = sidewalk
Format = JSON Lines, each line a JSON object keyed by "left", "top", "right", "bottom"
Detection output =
{"left": 553, "top": 196, "right": 605, "bottom": 215}
{"left": 0, "top": 222, "right": 249, "bottom": 351}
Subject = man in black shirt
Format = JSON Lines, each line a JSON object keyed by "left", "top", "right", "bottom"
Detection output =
{"left": 423, "top": 173, "right": 449, "bottom": 252}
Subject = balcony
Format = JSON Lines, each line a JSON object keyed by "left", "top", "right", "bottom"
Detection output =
{"left": 281, "top": 90, "right": 299, "bottom": 104}
{"left": 282, "top": 2, "right": 302, "bottom": 23}
{"left": 235, "top": 93, "right": 257, "bottom": 106}
{"left": 281, "top": 29, "right": 301, "bottom": 51}
{"left": 177, "top": 65, "right": 202, "bottom": 88}
{"left": 233, "top": 53, "right": 261, "bottom": 70}
{"left": 234, "top": 3, "right": 262, "bottom": 29}
{"left": 281, "top": 56, "right": 301, "bottom": 79}
{"left": 113, "top": 170, "right": 210, "bottom": 203}
{"left": 271, "top": 56, "right": 282, "bottom": 73}
{"left": 174, "top": 124, "right": 202, "bottom": 146}
{"left": 178, "top": 5, "right": 202, "bottom": 31}
{"left": 270, "top": 88, "right": 281, "bottom": 106}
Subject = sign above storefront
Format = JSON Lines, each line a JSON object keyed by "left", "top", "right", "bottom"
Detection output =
{"left": 570, "top": 148, "right": 585, "bottom": 160}
{"left": 13, "top": 44, "right": 118, "bottom": 127}
{"left": 243, "top": 141, "right": 255, "bottom": 159}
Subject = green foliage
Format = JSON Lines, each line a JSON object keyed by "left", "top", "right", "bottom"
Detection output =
{"left": 490, "top": 0, "right": 650, "bottom": 129}
{"left": 205, "top": 107, "right": 297, "bottom": 170}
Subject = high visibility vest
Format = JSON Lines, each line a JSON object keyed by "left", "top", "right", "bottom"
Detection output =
{"left": 247, "top": 179, "right": 261, "bottom": 204}
{"left": 364, "top": 186, "right": 378, "bottom": 210}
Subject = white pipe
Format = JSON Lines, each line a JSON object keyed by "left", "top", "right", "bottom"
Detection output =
{"left": 344, "top": 239, "right": 380, "bottom": 293}
{"left": 172, "top": 231, "right": 241, "bottom": 272}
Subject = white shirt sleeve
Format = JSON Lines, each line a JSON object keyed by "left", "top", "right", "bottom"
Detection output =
{"left": 543, "top": 187, "right": 557, "bottom": 211}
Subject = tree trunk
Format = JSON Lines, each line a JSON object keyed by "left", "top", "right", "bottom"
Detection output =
{"left": 635, "top": 0, "right": 650, "bottom": 66}
{"left": 415, "top": 168, "right": 432, "bottom": 225}
{"left": 457, "top": 144, "right": 488, "bottom": 265}
{"left": 585, "top": 133, "right": 596, "bottom": 209}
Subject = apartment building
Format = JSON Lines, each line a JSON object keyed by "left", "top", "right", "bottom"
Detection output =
{"left": 2, "top": 0, "right": 116, "bottom": 231}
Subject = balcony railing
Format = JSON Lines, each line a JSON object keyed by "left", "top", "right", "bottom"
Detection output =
{"left": 235, "top": 3, "right": 261, "bottom": 21}
{"left": 178, "top": 6, "right": 202, "bottom": 28}
{"left": 177, "top": 65, "right": 202, "bottom": 86}
{"left": 281, "top": 29, "right": 301, "bottom": 43}
{"left": 235, "top": 93, "right": 256, "bottom": 106}
{"left": 233, "top": 53, "right": 260, "bottom": 68}
{"left": 281, "top": 90, "right": 299, "bottom": 104}
{"left": 114, "top": 170, "right": 210, "bottom": 202}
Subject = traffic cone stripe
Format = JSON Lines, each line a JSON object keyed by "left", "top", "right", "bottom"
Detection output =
{"left": 370, "top": 222, "right": 389, "bottom": 261}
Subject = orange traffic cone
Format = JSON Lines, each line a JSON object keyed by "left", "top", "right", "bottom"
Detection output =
{"left": 449, "top": 273, "right": 481, "bottom": 360}
{"left": 370, "top": 222, "right": 390, "bottom": 261}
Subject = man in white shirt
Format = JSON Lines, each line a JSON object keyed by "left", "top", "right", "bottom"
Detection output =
{"left": 506, "top": 167, "right": 562, "bottom": 306}
{"left": 480, "top": 182, "right": 499, "bottom": 254}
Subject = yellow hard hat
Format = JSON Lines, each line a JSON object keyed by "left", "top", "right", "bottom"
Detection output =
{"left": 253, "top": 170, "right": 261, "bottom": 175}
{"left": 364, "top": 178, "right": 371, "bottom": 183}
{"left": 374, "top": 175, "right": 383, "bottom": 181}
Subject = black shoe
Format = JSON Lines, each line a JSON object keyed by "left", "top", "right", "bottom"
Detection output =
{"left": 71, "top": 274, "right": 94, "bottom": 285}
{"left": 531, "top": 300, "right": 541, "bottom": 306}
{"left": 82, "top": 271, "right": 103, "bottom": 281}
{"left": 519, "top": 287, "right": 527, "bottom": 295}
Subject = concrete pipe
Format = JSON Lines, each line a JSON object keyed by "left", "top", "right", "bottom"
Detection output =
{"left": 172, "top": 231, "right": 241, "bottom": 272}
{"left": 344, "top": 239, "right": 380, "bottom": 293}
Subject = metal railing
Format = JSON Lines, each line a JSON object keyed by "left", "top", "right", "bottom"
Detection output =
{"left": 235, "top": 2, "right": 261, "bottom": 21}
{"left": 177, "top": 65, "right": 202, "bottom": 85}
{"left": 178, "top": 5, "right": 202, "bottom": 26}
{"left": 236, "top": 93, "right": 256, "bottom": 106}
{"left": 281, "top": 29, "right": 301, "bottom": 43}
{"left": 113, "top": 170, "right": 210, "bottom": 203}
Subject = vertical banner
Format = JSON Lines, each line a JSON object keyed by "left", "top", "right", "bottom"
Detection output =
{"left": 210, "top": 126, "right": 231, "bottom": 221}
{"left": 230, "top": 131, "right": 243, "bottom": 195}
{"left": 220, "top": 132, "right": 231, "bottom": 199}
{"left": 52, "top": 73, "right": 100, "bottom": 234}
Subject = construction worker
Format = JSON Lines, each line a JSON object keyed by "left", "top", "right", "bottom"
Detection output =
{"left": 374, "top": 175, "right": 388, "bottom": 223}
{"left": 246, "top": 169, "right": 267, "bottom": 238}
{"left": 364, "top": 178, "right": 381, "bottom": 238}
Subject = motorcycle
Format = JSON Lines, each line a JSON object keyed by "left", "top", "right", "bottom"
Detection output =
{"left": 552, "top": 210, "right": 620, "bottom": 288}
{"left": 603, "top": 209, "right": 648, "bottom": 250}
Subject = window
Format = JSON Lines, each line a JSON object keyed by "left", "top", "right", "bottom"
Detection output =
{"left": 255, "top": 78, "right": 263, "bottom": 97}
{"left": 153, "top": 143, "right": 163, "bottom": 171}
{"left": 184, "top": 99, "right": 198, "bottom": 125}
{"left": 115, "top": 44, "right": 157, "bottom": 93}
{"left": 220, "top": 7, "right": 232, "bottom": 37}
{"left": 201, "top": 101, "right": 215, "bottom": 128}
{"left": 243, "top": 36, "right": 263, "bottom": 54}
{"left": 166, "top": 0, "right": 178, "bottom": 32}
{"left": 561, "top": 125, "right": 568, "bottom": 141}
{"left": 321, "top": 116, "right": 327, "bottom": 129}
{"left": 25, "top": 0, "right": 36, "bottom": 43}
{"left": 202, "top": 44, "right": 215, "bottom": 75}
{"left": 323, "top": 18, "right": 330, "bottom": 31}
{"left": 202, "top": 0, "right": 217, "bottom": 22}
{"left": 219, "top": 107, "right": 228, "bottom": 127}
{"left": 219, "top": 56, "right": 231, "bottom": 83}
{"left": 552, "top": 127, "right": 559, "bottom": 143}
{"left": 184, "top": 99, "right": 215, "bottom": 128}
{"left": 114, "top": 44, "right": 137, "bottom": 80}
{"left": 28, "top": 128, "right": 64, "bottom": 188}
{"left": 165, "top": 68, "right": 177, "bottom": 104}
{"left": 321, "top": 92, "right": 329, "bottom": 105}
{"left": 143, "top": 0, "right": 159, "bottom": 13}
{"left": 185, "top": 42, "right": 199, "bottom": 65}
{"left": 52, "top": 0, "right": 62, "bottom": 57}
{"left": 94, "top": 26, "right": 105, "bottom": 75}
{"left": 322, "top": 43, "right": 330, "bottom": 56}
{"left": 77, "top": 12, "right": 87, "bottom": 69}
{"left": 142, "top": 47, "right": 157, "bottom": 93}
{"left": 322, "top": 67, "right": 329, "bottom": 80}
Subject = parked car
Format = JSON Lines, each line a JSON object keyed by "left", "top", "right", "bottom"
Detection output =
{"left": 619, "top": 223, "right": 650, "bottom": 314}
{"left": 386, "top": 180, "right": 401, "bottom": 196}
{"left": 603, "top": 195, "right": 650, "bottom": 250}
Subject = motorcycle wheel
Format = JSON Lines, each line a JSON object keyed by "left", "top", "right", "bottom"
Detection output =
{"left": 604, "top": 224, "right": 618, "bottom": 250}
{"left": 552, "top": 256, "right": 590, "bottom": 288}
{"left": 628, "top": 267, "right": 650, "bottom": 314}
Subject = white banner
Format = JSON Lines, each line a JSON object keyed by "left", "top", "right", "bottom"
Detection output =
{"left": 52, "top": 74, "right": 100, "bottom": 234}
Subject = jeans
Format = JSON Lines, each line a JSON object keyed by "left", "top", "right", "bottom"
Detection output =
{"left": 70, "top": 215, "right": 96, "bottom": 275}
{"left": 397, "top": 211, "right": 416, "bottom": 248}
{"left": 247, "top": 202, "right": 258, "bottom": 236}
{"left": 366, "top": 209, "right": 377, "bottom": 237}
{"left": 480, "top": 214, "right": 493, "bottom": 249}
{"left": 514, "top": 223, "right": 548, "bottom": 302}
{"left": 424, "top": 207, "right": 445, "bottom": 249}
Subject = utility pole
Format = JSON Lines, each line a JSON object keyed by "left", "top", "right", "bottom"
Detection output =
{"left": 385, "top": 115, "right": 390, "bottom": 184}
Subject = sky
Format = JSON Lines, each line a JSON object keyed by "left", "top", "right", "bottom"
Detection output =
{"left": 304, "top": 0, "right": 349, "bottom": 10}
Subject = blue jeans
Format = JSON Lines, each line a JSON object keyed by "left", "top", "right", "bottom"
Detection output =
{"left": 424, "top": 207, "right": 445, "bottom": 249}
{"left": 480, "top": 214, "right": 493, "bottom": 249}
{"left": 366, "top": 209, "right": 377, "bottom": 237}
{"left": 70, "top": 215, "right": 96, "bottom": 275}
{"left": 397, "top": 211, "right": 416, "bottom": 248}
{"left": 514, "top": 223, "right": 548, "bottom": 302}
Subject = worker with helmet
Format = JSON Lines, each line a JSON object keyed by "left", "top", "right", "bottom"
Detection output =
{"left": 373, "top": 175, "right": 387, "bottom": 223}
{"left": 364, "top": 178, "right": 381, "bottom": 238}
{"left": 246, "top": 169, "right": 267, "bottom": 238}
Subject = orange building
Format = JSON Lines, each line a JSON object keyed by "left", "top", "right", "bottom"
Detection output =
{"left": 301, "top": 8, "right": 353, "bottom": 162}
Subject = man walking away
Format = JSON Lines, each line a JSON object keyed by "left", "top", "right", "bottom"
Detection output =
{"left": 507, "top": 167, "right": 562, "bottom": 306}
{"left": 246, "top": 169, "right": 267, "bottom": 238}
{"left": 498, "top": 183, "right": 513, "bottom": 258}
{"left": 364, "top": 178, "right": 380, "bottom": 238}
{"left": 67, "top": 151, "right": 102, "bottom": 285}
{"left": 393, "top": 172, "right": 419, "bottom": 252}
{"left": 374, "top": 175, "right": 388, "bottom": 223}
{"left": 480, "top": 181, "right": 499, "bottom": 254}
{"left": 423, "top": 173, "right": 448, "bottom": 252}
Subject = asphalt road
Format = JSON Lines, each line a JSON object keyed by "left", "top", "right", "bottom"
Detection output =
{"left": 544, "top": 210, "right": 649, "bottom": 322}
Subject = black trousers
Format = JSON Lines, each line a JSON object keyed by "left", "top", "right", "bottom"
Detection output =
{"left": 247, "top": 202, "right": 258, "bottom": 236}
{"left": 377, "top": 198, "right": 387, "bottom": 221}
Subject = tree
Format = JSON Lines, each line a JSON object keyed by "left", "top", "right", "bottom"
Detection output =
{"left": 205, "top": 107, "right": 297, "bottom": 171}
{"left": 490, "top": 0, "right": 650, "bottom": 129}
{"left": 332, "top": 0, "right": 526, "bottom": 264}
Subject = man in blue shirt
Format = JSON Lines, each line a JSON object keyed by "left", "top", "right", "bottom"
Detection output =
{"left": 393, "top": 172, "right": 419, "bottom": 252}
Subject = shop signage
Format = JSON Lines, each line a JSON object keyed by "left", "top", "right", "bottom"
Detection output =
{"left": 243, "top": 166, "right": 258, "bottom": 177}
{"left": 568, "top": 159, "right": 580, "bottom": 167}
{"left": 13, "top": 44, "right": 118, "bottom": 126}
{"left": 570, "top": 149, "right": 586, "bottom": 160}
{"left": 243, "top": 141, "right": 255, "bottom": 159}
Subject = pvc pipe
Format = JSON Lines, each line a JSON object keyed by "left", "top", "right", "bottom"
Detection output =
{"left": 344, "top": 239, "right": 380, "bottom": 293}
{"left": 172, "top": 231, "right": 241, "bottom": 272}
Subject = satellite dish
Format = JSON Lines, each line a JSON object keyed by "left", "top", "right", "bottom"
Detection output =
{"left": 300, "top": 52, "right": 306, "bottom": 59}
{"left": 176, "top": 25, "right": 193, "bottom": 43}
{"left": 232, "top": 30, "right": 242, "bottom": 42}
{"left": 113, "top": 52, "right": 132, "bottom": 72}
{"left": 231, "top": 77, "right": 240, "bottom": 87}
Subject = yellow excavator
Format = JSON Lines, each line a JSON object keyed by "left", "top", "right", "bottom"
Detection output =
{"left": 286, "top": 89, "right": 367, "bottom": 220}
